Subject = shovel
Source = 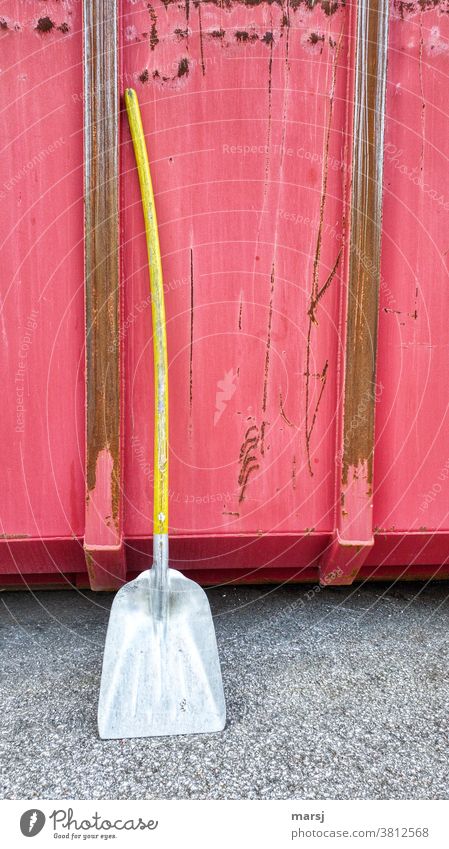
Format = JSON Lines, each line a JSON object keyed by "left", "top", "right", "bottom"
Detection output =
{"left": 97, "top": 88, "right": 226, "bottom": 739}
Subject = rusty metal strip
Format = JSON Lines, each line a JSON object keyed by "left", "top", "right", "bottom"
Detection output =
{"left": 320, "top": 0, "right": 389, "bottom": 585}
{"left": 83, "top": 0, "right": 126, "bottom": 589}
{"left": 343, "top": 0, "right": 389, "bottom": 485}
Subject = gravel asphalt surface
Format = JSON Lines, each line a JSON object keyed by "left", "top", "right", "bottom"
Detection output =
{"left": 1, "top": 580, "right": 448, "bottom": 799}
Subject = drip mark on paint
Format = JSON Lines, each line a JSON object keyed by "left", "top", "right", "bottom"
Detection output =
{"left": 189, "top": 248, "right": 194, "bottom": 420}
{"left": 262, "top": 264, "right": 275, "bottom": 415}
{"left": 304, "top": 28, "right": 343, "bottom": 476}
{"left": 198, "top": 5, "right": 206, "bottom": 74}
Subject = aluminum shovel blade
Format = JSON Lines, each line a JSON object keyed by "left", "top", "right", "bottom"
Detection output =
{"left": 98, "top": 569, "right": 226, "bottom": 739}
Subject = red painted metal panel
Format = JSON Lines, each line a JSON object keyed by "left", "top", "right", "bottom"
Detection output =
{"left": 0, "top": 0, "right": 448, "bottom": 587}
{"left": 375, "top": 2, "right": 449, "bottom": 534}
{"left": 122, "top": 0, "right": 348, "bottom": 540}
{"left": 0, "top": 2, "right": 85, "bottom": 540}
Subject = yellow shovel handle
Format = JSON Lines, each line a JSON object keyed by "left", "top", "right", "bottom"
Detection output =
{"left": 125, "top": 88, "right": 168, "bottom": 536}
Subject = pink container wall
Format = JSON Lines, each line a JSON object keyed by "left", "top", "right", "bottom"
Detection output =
{"left": 0, "top": 0, "right": 448, "bottom": 587}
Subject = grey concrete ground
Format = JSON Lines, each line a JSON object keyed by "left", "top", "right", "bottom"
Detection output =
{"left": 0, "top": 580, "right": 448, "bottom": 799}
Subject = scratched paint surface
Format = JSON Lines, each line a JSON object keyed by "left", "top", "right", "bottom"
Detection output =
{"left": 375, "top": 1, "right": 449, "bottom": 532}
{"left": 123, "top": 0, "right": 349, "bottom": 537}
{"left": 0, "top": 1, "right": 85, "bottom": 538}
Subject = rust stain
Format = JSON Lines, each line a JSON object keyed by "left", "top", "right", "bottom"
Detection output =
{"left": 262, "top": 31, "right": 275, "bottom": 45}
{"left": 178, "top": 57, "right": 190, "bottom": 77}
{"left": 1, "top": 16, "right": 69, "bottom": 35}
{"left": 342, "top": 0, "right": 389, "bottom": 486}
{"left": 238, "top": 424, "right": 260, "bottom": 502}
{"left": 139, "top": 67, "right": 179, "bottom": 84}
{"left": 235, "top": 30, "right": 259, "bottom": 42}
{"left": 85, "top": 551, "right": 97, "bottom": 586}
{"left": 309, "top": 38, "right": 342, "bottom": 310}
{"left": 265, "top": 32, "right": 274, "bottom": 181}
{"left": 84, "top": 0, "right": 121, "bottom": 526}
{"left": 35, "top": 17, "right": 54, "bottom": 33}
{"left": 164, "top": 0, "right": 344, "bottom": 10}
{"left": 394, "top": 0, "right": 449, "bottom": 18}
{"left": 0, "top": 534, "right": 30, "bottom": 539}
{"left": 253, "top": 27, "right": 274, "bottom": 256}
{"left": 281, "top": 0, "right": 291, "bottom": 71}
{"left": 147, "top": 3, "right": 159, "bottom": 50}
{"left": 278, "top": 0, "right": 292, "bottom": 175}
{"left": 304, "top": 29, "right": 343, "bottom": 476}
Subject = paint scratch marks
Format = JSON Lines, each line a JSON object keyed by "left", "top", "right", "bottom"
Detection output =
{"left": 308, "top": 246, "right": 342, "bottom": 326}
{"left": 238, "top": 424, "right": 260, "bottom": 503}
{"left": 279, "top": 390, "right": 294, "bottom": 427}
{"left": 418, "top": 12, "right": 426, "bottom": 175}
{"left": 305, "top": 359, "right": 328, "bottom": 469}
{"left": 238, "top": 291, "right": 243, "bottom": 330}
{"left": 260, "top": 418, "right": 269, "bottom": 456}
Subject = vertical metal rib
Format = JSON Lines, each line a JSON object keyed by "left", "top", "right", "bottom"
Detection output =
{"left": 342, "top": 0, "right": 389, "bottom": 486}
{"left": 83, "top": 0, "right": 124, "bottom": 589}
{"left": 83, "top": 0, "right": 121, "bottom": 520}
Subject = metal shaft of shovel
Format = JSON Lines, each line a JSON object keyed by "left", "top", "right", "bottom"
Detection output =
{"left": 124, "top": 89, "right": 170, "bottom": 623}
{"left": 97, "top": 89, "right": 226, "bottom": 739}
